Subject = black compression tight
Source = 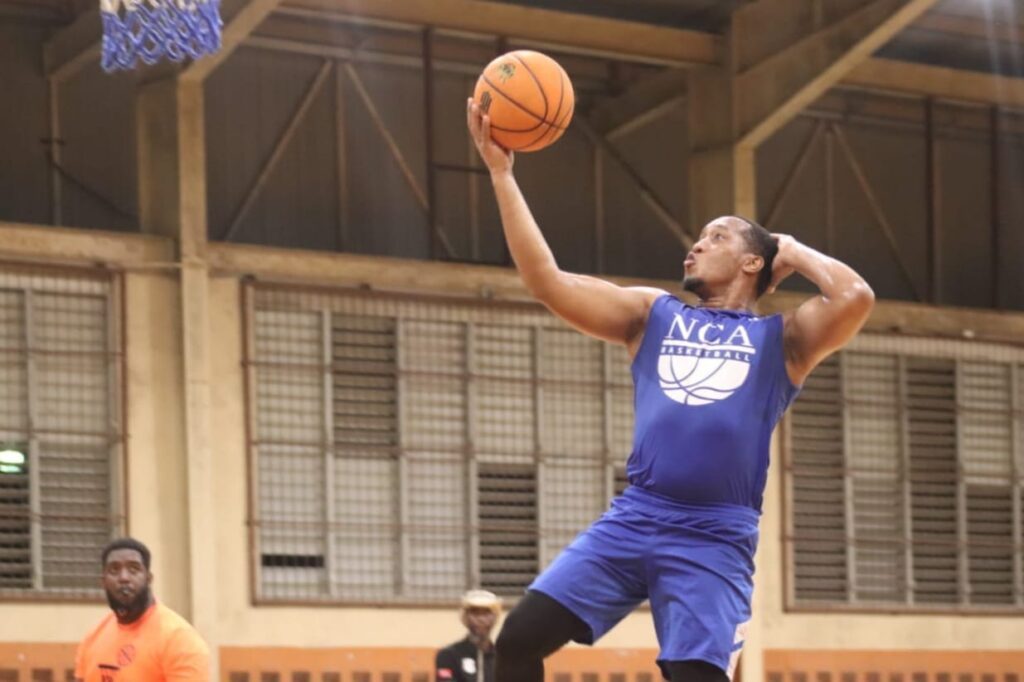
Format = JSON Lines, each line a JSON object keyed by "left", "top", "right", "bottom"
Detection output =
{"left": 494, "top": 590, "right": 591, "bottom": 681}
{"left": 662, "top": 660, "right": 730, "bottom": 682}
{"left": 494, "top": 590, "right": 730, "bottom": 682}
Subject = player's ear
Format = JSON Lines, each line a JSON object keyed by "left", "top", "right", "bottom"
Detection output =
{"left": 742, "top": 254, "right": 764, "bottom": 275}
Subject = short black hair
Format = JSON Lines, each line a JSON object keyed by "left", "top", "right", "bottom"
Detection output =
{"left": 735, "top": 217, "right": 777, "bottom": 298}
{"left": 101, "top": 537, "right": 151, "bottom": 570}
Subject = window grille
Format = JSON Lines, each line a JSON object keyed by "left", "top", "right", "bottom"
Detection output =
{"left": 478, "top": 463, "right": 537, "bottom": 596}
{"left": 0, "top": 265, "right": 123, "bottom": 599}
{"left": 246, "top": 284, "right": 634, "bottom": 604}
{"left": 787, "top": 333, "right": 1024, "bottom": 611}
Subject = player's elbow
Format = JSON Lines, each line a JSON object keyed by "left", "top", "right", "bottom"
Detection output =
{"left": 523, "top": 267, "right": 566, "bottom": 305}
{"left": 525, "top": 277, "right": 552, "bottom": 302}
{"left": 842, "top": 281, "right": 875, "bottom": 320}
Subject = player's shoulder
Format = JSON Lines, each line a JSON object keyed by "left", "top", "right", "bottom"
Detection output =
{"left": 627, "top": 287, "right": 674, "bottom": 321}
{"left": 628, "top": 286, "right": 672, "bottom": 304}
{"left": 153, "top": 602, "right": 191, "bottom": 628}
{"left": 78, "top": 611, "right": 117, "bottom": 649}
{"left": 152, "top": 603, "right": 208, "bottom": 651}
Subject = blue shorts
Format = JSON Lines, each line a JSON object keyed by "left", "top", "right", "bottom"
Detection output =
{"left": 529, "top": 485, "right": 759, "bottom": 679}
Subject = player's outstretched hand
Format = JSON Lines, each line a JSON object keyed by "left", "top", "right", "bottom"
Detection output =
{"left": 467, "top": 98, "right": 514, "bottom": 175}
{"left": 767, "top": 233, "right": 798, "bottom": 294}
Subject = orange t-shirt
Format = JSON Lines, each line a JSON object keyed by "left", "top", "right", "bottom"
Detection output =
{"left": 75, "top": 602, "right": 210, "bottom": 682}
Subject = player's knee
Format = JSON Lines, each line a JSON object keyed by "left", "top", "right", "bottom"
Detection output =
{"left": 495, "top": 609, "right": 539, "bottom": 659}
{"left": 497, "top": 591, "right": 586, "bottom": 662}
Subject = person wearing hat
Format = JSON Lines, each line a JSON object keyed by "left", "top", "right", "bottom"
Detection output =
{"left": 435, "top": 590, "right": 502, "bottom": 682}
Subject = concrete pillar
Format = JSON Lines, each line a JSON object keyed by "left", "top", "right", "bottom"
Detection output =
{"left": 136, "top": 77, "right": 218, "bottom": 675}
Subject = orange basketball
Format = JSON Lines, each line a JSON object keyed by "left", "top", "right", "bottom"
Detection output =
{"left": 473, "top": 50, "right": 575, "bottom": 153}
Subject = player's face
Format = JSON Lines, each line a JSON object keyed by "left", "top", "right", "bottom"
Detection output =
{"left": 102, "top": 549, "right": 152, "bottom": 616}
{"left": 462, "top": 607, "right": 498, "bottom": 639}
{"left": 682, "top": 218, "right": 750, "bottom": 293}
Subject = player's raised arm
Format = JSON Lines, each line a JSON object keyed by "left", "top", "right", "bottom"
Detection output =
{"left": 772, "top": 234, "right": 875, "bottom": 385}
{"left": 468, "top": 99, "right": 665, "bottom": 350}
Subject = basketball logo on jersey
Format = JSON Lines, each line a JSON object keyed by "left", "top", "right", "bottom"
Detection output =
{"left": 658, "top": 314, "right": 756, "bottom": 406}
{"left": 117, "top": 645, "right": 135, "bottom": 667}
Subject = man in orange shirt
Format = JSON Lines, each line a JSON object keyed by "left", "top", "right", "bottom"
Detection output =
{"left": 75, "top": 538, "right": 210, "bottom": 682}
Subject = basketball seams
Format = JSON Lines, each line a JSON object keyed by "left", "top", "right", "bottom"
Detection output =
{"left": 545, "top": 69, "right": 575, "bottom": 142}
{"left": 519, "top": 61, "right": 565, "bottom": 151}
{"left": 480, "top": 74, "right": 546, "bottom": 132}
{"left": 489, "top": 121, "right": 543, "bottom": 133}
{"left": 543, "top": 69, "right": 575, "bottom": 135}
{"left": 512, "top": 52, "right": 550, "bottom": 122}
{"left": 480, "top": 68, "right": 569, "bottom": 135}
{"left": 515, "top": 61, "right": 575, "bottom": 151}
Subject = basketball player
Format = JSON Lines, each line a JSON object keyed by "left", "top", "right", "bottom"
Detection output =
{"left": 75, "top": 538, "right": 209, "bottom": 682}
{"left": 467, "top": 100, "right": 874, "bottom": 682}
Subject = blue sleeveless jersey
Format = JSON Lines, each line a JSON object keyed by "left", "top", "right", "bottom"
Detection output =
{"left": 626, "top": 294, "right": 800, "bottom": 511}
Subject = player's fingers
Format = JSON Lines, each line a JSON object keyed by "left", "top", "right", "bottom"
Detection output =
{"left": 769, "top": 265, "right": 794, "bottom": 294}
{"left": 467, "top": 104, "right": 483, "bottom": 141}
{"left": 482, "top": 115, "right": 492, "bottom": 144}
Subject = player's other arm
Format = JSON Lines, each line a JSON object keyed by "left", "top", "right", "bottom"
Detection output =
{"left": 468, "top": 99, "right": 664, "bottom": 349}
{"left": 773, "top": 235, "right": 875, "bottom": 385}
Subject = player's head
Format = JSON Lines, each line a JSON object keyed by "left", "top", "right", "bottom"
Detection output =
{"left": 459, "top": 589, "right": 502, "bottom": 640}
{"left": 682, "top": 216, "right": 777, "bottom": 301}
{"left": 101, "top": 537, "right": 154, "bottom": 624}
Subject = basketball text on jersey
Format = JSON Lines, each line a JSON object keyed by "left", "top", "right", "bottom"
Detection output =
{"left": 657, "top": 313, "right": 757, "bottom": 406}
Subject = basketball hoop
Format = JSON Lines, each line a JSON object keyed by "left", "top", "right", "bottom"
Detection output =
{"left": 100, "top": 0, "right": 223, "bottom": 73}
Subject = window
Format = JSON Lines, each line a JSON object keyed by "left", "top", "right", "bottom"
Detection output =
{"left": 246, "top": 284, "right": 635, "bottom": 603}
{"left": 0, "top": 266, "right": 123, "bottom": 599}
{"left": 786, "top": 334, "right": 1024, "bottom": 610}
{"left": 478, "top": 463, "right": 537, "bottom": 595}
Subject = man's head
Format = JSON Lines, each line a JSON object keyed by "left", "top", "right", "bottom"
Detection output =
{"left": 682, "top": 216, "right": 778, "bottom": 302}
{"left": 101, "top": 537, "right": 153, "bottom": 624}
{"left": 459, "top": 589, "right": 502, "bottom": 642}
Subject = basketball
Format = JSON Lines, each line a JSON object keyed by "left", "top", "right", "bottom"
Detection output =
{"left": 473, "top": 50, "right": 575, "bottom": 153}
